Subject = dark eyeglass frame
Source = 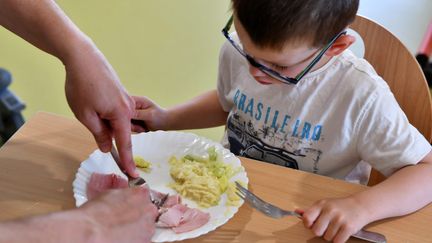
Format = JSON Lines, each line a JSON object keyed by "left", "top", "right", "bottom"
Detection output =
{"left": 222, "top": 15, "right": 347, "bottom": 85}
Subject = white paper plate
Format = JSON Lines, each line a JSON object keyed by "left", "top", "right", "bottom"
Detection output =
{"left": 73, "top": 131, "right": 248, "bottom": 242}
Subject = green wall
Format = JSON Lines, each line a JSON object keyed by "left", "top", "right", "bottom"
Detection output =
{"left": 0, "top": 0, "right": 231, "bottom": 142}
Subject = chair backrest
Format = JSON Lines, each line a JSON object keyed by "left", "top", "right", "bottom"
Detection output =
{"left": 350, "top": 15, "right": 432, "bottom": 185}
{"left": 351, "top": 15, "right": 432, "bottom": 140}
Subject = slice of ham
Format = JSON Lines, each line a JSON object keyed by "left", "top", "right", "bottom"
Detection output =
{"left": 157, "top": 202, "right": 210, "bottom": 233}
{"left": 86, "top": 172, "right": 210, "bottom": 233}
{"left": 156, "top": 204, "right": 189, "bottom": 227}
{"left": 172, "top": 208, "right": 210, "bottom": 233}
{"left": 162, "top": 194, "right": 182, "bottom": 208}
{"left": 87, "top": 173, "right": 128, "bottom": 199}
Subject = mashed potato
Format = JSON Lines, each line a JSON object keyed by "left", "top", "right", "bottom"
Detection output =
{"left": 168, "top": 147, "right": 241, "bottom": 208}
{"left": 226, "top": 182, "right": 241, "bottom": 206}
{"left": 133, "top": 156, "right": 152, "bottom": 173}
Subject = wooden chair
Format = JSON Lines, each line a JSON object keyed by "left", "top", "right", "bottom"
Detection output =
{"left": 349, "top": 15, "right": 432, "bottom": 186}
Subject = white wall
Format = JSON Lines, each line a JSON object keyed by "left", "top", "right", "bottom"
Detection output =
{"left": 358, "top": 0, "right": 432, "bottom": 54}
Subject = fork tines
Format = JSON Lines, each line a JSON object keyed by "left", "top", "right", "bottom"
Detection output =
{"left": 235, "top": 181, "right": 274, "bottom": 216}
{"left": 128, "top": 176, "right": 146, "bottom": 187}
{"left": 235, "top": 181, "right": 267, "bottom": 206}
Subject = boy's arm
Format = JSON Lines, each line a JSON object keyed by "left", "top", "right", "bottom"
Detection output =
{"left": 300, "top": 151, "right": 432, "bottom": 242}
{"left": 353, "top": 151, "right": 432, "bottom": 220}
{"left": 133, "top": 90, "right": 228, "bottom": 132}
{"left": 166, "top": 89, "right": 228, "bottom": 130}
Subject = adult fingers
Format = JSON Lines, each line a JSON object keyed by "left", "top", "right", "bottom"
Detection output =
{"left": 111, "top": 115, "right": 137, "bottom": 177}
{"left": 81, "top": 112, "right": 113, "bottom": 152}
{"left": 133, "top": 187, "right": 158, "bottom": 220}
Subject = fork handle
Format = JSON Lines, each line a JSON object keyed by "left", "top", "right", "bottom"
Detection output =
{"left": 352, "top": 230, "right": 387, "bottom": 243}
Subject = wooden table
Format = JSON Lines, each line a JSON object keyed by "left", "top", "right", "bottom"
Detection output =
{"left": 1, "top": 112, "right": 431, "bottom": 242}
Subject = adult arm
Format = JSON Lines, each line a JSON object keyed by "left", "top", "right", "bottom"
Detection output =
{"left": 0, "top": 187, "right": 158, "bottom": 243}
{"left": 0, "top": 0, "right": 137, "bottom": 176}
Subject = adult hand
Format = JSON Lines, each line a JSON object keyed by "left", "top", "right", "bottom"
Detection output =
{"left": 0, "top": 187, "right": 157, "bottom": 243}
{"left": 80, "top": 187, "right": 158, "bottom": 243}
{"left": 0, "top": 0, "right": 138, "bottom": 177}
{"left": 63, "top": 41, "right": 138, "bottom": 177}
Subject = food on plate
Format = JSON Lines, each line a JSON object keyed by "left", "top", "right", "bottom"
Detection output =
{"left": 86, "top": 172, "right": 210, "bottom": 234}
{"left": 156, "top": 197, "right": 210, "bottom": 233}
{"left": 226, "top": 183, "right": 241, "bottom": 206}
{"left": 168, "top": 146, "right": 241, "bottom": 208}
{"left": 134, "top": 155, "right": 152, "bottom": 172}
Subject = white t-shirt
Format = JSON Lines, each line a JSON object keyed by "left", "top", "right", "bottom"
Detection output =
{"left": 217, "top": 40, "right": 431, "bottom": 184}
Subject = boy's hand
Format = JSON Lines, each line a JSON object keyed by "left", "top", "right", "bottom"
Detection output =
{"left": 298, "top": 197, "right": 371, "bottom": 243}
{"left": 132, "top": 96, "right": 169, "bottom": 132}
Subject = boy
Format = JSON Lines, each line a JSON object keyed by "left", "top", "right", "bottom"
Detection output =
{"left": 132, "top": 0, "right": 432, "bottom": 242}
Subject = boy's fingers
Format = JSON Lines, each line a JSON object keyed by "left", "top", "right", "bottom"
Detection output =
{"left": 311, "top": 215, "right": 331, "bottom": 237}
{"left": 323, "top": 219, "right": 341, "bottom": 242}
{"left": 301, "top": 208, "right": 320, "bottom": 228}
{"left": 132, "top": 96, "right": 153, "bottom": 109}
{"left": 332, "top": 225, "right": 351, "bottom": 243}
{"left": 294, "top": 209, "right": 304, "bottom": 216}
{"left": 131, "top": 119, "right": 148, "bottom": 131}
{"left": 133, "top": 109, "right": 152, "bottom": 120}
{"left": 131, "top": 123, "right": 147, "bottom": 133}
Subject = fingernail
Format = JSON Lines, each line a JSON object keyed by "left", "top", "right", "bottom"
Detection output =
{"left": 99, "top": 143, "right": 110, "bottom": 152}
{"left": 131, "top": 168, "right": 140, "bottom": 178}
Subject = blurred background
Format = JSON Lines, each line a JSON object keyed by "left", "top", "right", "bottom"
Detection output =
{"left": 0, "top": 0, "right": 431, "bottom": 142}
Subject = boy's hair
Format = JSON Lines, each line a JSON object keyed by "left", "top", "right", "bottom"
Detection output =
{"left": 231, "top": 0, "right": 359, "bottom": 49}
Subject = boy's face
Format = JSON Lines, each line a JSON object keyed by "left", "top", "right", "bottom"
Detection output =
{"left": 234, "top": 18, "right": 326, "bottom": 85}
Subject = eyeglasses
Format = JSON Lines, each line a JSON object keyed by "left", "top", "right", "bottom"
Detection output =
{"left": 222, "top": 15, "right": 347, "bottom": 85}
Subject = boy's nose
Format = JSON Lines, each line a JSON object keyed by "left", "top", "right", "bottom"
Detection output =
{"left": 249, "top": 65, "right": 267, "bottom": 78}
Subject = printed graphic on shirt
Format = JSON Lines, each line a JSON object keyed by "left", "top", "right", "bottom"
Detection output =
{"left": 227, "top": 89, "right": 323, "bottom": 173}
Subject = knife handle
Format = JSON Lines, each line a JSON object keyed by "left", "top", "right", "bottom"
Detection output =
{"left": 131, "top": 119, "right": 148, "bottom": 131}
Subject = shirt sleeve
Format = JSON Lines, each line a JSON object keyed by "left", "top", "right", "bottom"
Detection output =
{"left": 217, "top": 41, "right": 234, "bottom": 112}
{"left": 355, "top": 86, "right": 432, "bottom": 177}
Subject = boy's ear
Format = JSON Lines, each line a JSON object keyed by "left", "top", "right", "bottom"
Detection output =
{"left": 325, "top": 34, "right": 356, "bottom": 56}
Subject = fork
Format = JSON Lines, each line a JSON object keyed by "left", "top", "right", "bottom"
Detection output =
{"left": 110, "top": 146, "right": 146, "bottom": 187}
{"left": 235, "top": 182, "right": 387, "bottom": 243}
{"left": 109, "top": 145, "right": 168, "bottom": 207}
